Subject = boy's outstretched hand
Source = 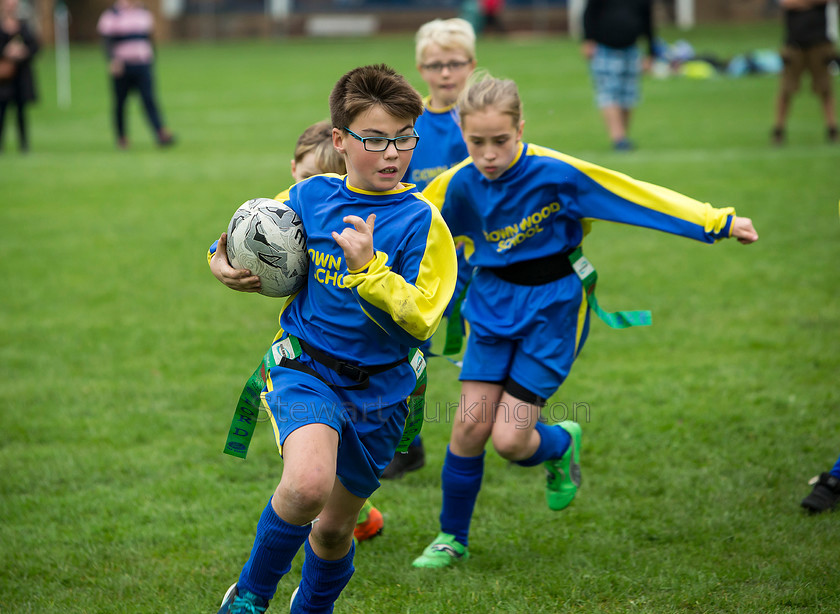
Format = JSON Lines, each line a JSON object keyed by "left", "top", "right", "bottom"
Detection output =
{"left": 333, "top": 214, "right": 376, "bottom": 271}
{"left": 731, "top": 216, "right": 759, "bottom": 244}
{"left": 210, "top": 232, "right": 262, "bottom": 292}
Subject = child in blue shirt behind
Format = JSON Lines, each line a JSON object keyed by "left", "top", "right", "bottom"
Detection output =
{"left": 413, "top": 72, "right": 759, "bottom": 569}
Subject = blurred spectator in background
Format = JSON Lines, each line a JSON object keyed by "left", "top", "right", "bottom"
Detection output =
{"left": 0, "top": 0, "right": 39, "bottom": 154}
{"left": 97, "top": 0, "right": 174, "bottom": 149}
{"left": 765, "top": 0, "right": 781, "bottom": 17}
{"left": 771, "top": 0, "right": 838, "bottom": 145}
{"left": 479, "top": 0, "right": 505, "bottom": 35}
{"left": 581, "top": 0, "right": 655, "bottom": 151}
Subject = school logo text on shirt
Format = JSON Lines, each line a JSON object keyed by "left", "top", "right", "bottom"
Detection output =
{"left": 309, "top": 249, "right": 347, "bottom": 288}
{"left": 483, "top": 201, "right": 561, "bottom": 252}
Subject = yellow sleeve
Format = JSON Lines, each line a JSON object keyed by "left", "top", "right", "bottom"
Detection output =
{"left": 342, "top": 204, "right": 457, "bottom": 344}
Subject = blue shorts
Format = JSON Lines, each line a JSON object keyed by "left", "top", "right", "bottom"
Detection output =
{"left": 261, "top": 352, "right": 410, "bottom": 499}
{"left": 459, "top": 268, "right": 591, "bottom": 401}
{"left": 590, "top": 44, "right": 641, "bottom": 108}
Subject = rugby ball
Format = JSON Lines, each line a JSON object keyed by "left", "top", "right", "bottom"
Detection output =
{"left": 226, "top": 198, "right": 308, "bottom": 297}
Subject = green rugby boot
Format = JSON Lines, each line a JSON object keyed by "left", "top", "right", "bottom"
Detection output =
{"left": 544, "top": 420, "right": 582, "bottom": 511}
{"left": 411, "top": 532, "right": 469, "bottom": 569}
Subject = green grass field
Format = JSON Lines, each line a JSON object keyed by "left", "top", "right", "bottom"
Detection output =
{"left": 2, "top": 20, "right": 839, "bottom": 613}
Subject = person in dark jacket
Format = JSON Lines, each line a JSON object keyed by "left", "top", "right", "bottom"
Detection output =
{"left": 771, "top": 0, "right": 838, "bottom": 145}
{"left": 581, "top": 0, "right": 654, "bottom": 151}
{"left": 0, "top": 0, "right": 38, "bottom": 153}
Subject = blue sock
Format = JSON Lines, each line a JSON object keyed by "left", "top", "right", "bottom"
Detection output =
{"left": 411, "top": 434, "right": 422, "bottom": 447}
{"left": 294, "top": 539, "right": 355, "bottom": 613}
{"left": 514, "top": 422, "right": 571, "bottom": 467}
{"left": 239, "top": 499, "right": 311, "bottom": 601}
{"left": 831, "top": 453, "right": 840, "bottom": 479}
{"left": 439, "top": 446, "right": 484, "bottom": 547}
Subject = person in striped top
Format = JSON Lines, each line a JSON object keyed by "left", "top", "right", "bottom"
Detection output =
{"left": 97, "top": 0, "right": 174, "bottom": 149}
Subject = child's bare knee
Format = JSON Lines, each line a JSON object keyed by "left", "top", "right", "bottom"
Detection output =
{"left": 311, "top": 522, "right": 354, "bottom": 551}
{"left": 276, "top": 479, "right": 331, "bottom": 518}
{"left": 492, "top": 436, "right": 528, "bottom": 461}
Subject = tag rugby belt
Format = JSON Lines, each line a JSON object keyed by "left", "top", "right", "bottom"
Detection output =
{"left": 287, "top": 336, "right": 408, "bottom": 391}
{"left": 223, "top": 334, "right": 427, "bottom": 459}
{"left": 484, "top": 248, "right": 576, "bottom": 285}
{"left": 458, "top": 247, "right": 652, "bottom": 339}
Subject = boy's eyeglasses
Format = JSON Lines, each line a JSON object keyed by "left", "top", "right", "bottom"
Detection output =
{"left": 420, "top": 60, "right": 472, "bottom": 73}
{"left": 343, "top": 127, "right": 420, "bottom": 152}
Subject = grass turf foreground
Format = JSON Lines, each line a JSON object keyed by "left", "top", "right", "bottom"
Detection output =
{"left": 1, "top": 21, "right": 839, "bottom": 613}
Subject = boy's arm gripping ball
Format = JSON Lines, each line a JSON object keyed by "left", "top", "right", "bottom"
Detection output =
{"left": 210, "top": 232, "right": 262, "bottom": 293}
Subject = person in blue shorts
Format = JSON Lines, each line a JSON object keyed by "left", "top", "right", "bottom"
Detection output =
{"left": 209, "top": 64, "right": 457, "bottom": 612}
{"left": 382, "top": 17, "right": 477, "bottom": 480}
{"left": 802, "top": 452, "right": 840, "bottom": 513}
{"left": 582, "top": 0, "right": 655, "bottom": 151}
{"left": 216, "top": 118, "right": 387, "bottom": 544}
{"left": 412, "top": 72, "right": 759, "bottom": 568}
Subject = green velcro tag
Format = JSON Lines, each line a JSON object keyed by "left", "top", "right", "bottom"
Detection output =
{"left": 569, "top": 247, "right": 652, "bottom": 329}
{"left": 442, "top": 282, "right": 470, "bottom": 356}
{"left": 395, "top": 348, "right": 427, "bottom": 453}
{"left": 273, "top": 335, "right": 302, "bottom": 362}
{"left": 223, "top": 336, "right": 300, "bottom": 459}
{"left": 223, "top": 348, "right": 272, "bottom": 459}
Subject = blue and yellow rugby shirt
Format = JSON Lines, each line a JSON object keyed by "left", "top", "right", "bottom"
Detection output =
{"left": 423, "top": 142, "right": 735, "bottom": 268}
{"left": 273, "top": 174, "right": 456, "bottom": 366}
{"left": 404, "top": 98, "right": 469, "bottom": 192}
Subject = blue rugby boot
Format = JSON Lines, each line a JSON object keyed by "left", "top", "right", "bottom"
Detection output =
{"left": 218, "top": 583, "right": 269, "bottom": 614}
